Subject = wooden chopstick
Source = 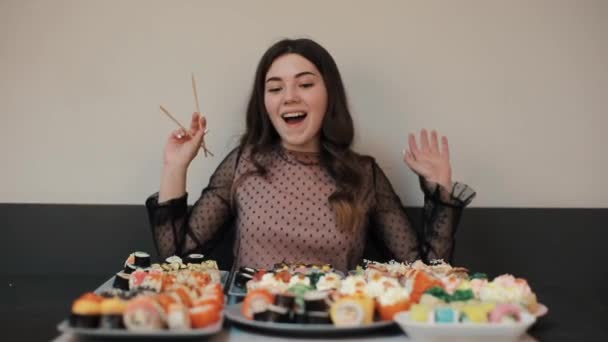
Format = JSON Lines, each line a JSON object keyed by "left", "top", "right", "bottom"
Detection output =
{"left": 159, "top": 104, "right": 213, "bottom": 156}
{"left": 159, "top": 105, "right": 187, "bottom": 132}
{"left": 191, "top": 73, "right": 213, "bottom": 157}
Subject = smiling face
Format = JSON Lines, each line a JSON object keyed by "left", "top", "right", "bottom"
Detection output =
{"left": 264, "top": 53, "right": 328, "bottom": 152}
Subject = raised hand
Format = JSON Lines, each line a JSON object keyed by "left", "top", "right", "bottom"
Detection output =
{"left": 163, "top": 112, "right": 207, "bottom": 168}
{"left": 403, "top": 129, "right": 453, "bottom": 192}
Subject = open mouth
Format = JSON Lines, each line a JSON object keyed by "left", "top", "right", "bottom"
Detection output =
{"left": 281, "top": 112, "right": 307, "bottom": 125}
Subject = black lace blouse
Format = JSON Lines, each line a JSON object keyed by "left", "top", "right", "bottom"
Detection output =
{"left": 146, "top": 145, "right": 475, "bottom": 272}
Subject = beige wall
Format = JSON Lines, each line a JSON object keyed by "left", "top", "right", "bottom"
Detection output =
{"left": 1, "top": 0, "right": 606, "bottom": 207}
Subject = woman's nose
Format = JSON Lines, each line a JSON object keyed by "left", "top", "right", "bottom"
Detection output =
{"left": 283, "top": 84, "right": 301, "bottom": 104}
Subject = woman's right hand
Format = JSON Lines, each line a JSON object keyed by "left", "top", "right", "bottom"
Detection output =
{"left": 163, "top": 112, "right": 207, "bottom": 168}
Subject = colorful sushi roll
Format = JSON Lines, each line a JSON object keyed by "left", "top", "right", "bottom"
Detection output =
{"left": 329, "top": 295, "right": 374, "bottom": 327}
{"left": 99, "top": 297, "right": 126, "bottom": 329}
{"left": 489, "top": 303, "right": 522, "bottom": 323}
{"left": 376, "top": 287, "right": 411, "bottom": 321}
{"left": 460, "top": 304, "right": 489, "bottom": 323}
{"left": 434, "top": 306, "right": 458, "bottom": 323}
{"left": 410, "top": 304, "right": 432, "bottom": 322}
{"left": 69, "top": 292, "right": 103, "bottom": 328}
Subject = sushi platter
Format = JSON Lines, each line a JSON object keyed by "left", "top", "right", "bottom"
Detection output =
{"left": 57, "top": 254, "right": 547, "bottom": 340}
{"left": 57, "top": 251, "right": 227, "bottom": 338}
{"left": 223, "top": 259, "right": 547, "bottom": 340}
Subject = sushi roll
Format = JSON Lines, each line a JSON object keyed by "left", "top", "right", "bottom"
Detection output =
{"left": 376, "top": 287, "right": 411, "bottom": 321}
{"left": 133, "top": 251, "right": 151, "bottom": 268}
{"left": 410, "top": 304, "right": 432, "bottom": 322}
{"left": 129, "top": 269, "right": 148, "bottom": 290}
{"left": 434, "top": 306, "right": 458, "bottom": 323}
{"left": 122, "top": 295, "right": 165, "bottom": 331}
{"left": 185, "top": 253, "right": 205, "bottom": 264}
{"left": 99, "top": 297, "right": 126, "bottom": 329}
{"left": 307, "top": 311, "right": 331, "bottom": 324}
{"left": 293, "top": 309, "right": 307, "bottom": 323}
{"left": 234, "top": 272, "right": 254, "bottom": 288}
{"left": 190, "top": 304, "right": 221, "bottom": 328}
{"left": 242, "top": 289, "right": 275, "bottom": 320}
{"left": 460, "top": 304, "right": 489, "bottom": 323}
{"left": 274, "top": 293, "right": 296, "bottom": 310}
{"left": 69, "top": 292, "right": 103, "bottom": 328}
{"left": 113, "top": 272, "right": 130, "bottom": 290}
{"left": 123, "top": 263, "right": 137, "bottom": 274}
{"left": 329, "top": 295, "right": 374, "bottom": 327}
{"left": 165, "top": 255, "right": 182, "bottom": 264}
{"left": 303, "top": 291, "right": 330, "bottom": 311}
{"left": 167, "top": 303, "right": 191, "bottom": 330}
{"left": 315, "top": 272, "right": 342, "bottom": 291}
{"left": 253, "top": 305, "right": 290, "bottom": 323}
{"left": 154, "top": 293, "right": 177, "bottom": 313}
{"left": 489, "top": 303, "right": 522, "bottom": 323}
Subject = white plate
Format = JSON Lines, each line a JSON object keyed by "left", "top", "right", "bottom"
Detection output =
{"left": 394, "top": 311, "right": 536, "bottom": 342}
{"left": 224, "top": 302, "right": 393, "bottom": 334}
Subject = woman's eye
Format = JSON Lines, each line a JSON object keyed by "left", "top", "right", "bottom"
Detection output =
{"left": 267, "top": 87, "right": 282, "bottom": 93}
{"left": 300, "top": 83, "right": 314, "bottom": 88}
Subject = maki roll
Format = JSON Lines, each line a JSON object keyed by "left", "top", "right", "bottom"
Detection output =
{"left": 69, "top": 292, "right": 103, "bottom": 328}
{"left": 253, "top": 305, "right": 290, "bottom": 323}
{"left": 133, "top": 251, "right": 151, "bottom": 268}
{"left": 234, "top": 272, "right": 253, "bottom": 288}
{"left": 274, "top": 293, "right": 296, "bottom": 310}
{"left": 303, "top": 291, "right": 330, "bottom": 311}
{"left": 99, "top": 297, "right": 126, "bottom": 329}
{"left": 113, "top": 272, "right": 130, "bottom": 290}
{"left": 123, "top": 263, "right": 137, "bottom": 274}
{"left": 185, "top": 253, "right": 205, "bottom": 264}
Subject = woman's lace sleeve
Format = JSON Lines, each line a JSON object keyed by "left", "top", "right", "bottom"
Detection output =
{"left": 145, "top": 148, "right": 241, "bottom": 259}
{"left": 369, "top": 161, "right": 475, "bottom": 263}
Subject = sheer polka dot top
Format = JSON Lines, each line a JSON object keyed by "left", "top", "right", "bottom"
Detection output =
{"left": 148, "top": 144, "right": 465, "bottom": 272}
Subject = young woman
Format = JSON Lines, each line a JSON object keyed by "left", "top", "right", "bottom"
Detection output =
{"left": 146, "top": 38, "right": 475, "bottom": 272}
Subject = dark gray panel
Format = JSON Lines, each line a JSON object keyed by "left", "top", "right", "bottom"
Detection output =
{"left": 0, "top": 203, "right": 157, "bottom": 275}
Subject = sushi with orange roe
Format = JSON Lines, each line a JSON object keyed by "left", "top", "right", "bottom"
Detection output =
{"left": 69, "top": 292, "right": 103, "bottom": 328}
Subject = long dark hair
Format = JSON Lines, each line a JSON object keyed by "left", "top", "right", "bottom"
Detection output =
{"left": 237, "top": 38, "right": 366, "bottom": 232}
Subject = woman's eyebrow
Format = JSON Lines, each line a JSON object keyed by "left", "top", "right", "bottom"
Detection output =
{"left": 265, "top": 71, "right": 317, "bottom": 83}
